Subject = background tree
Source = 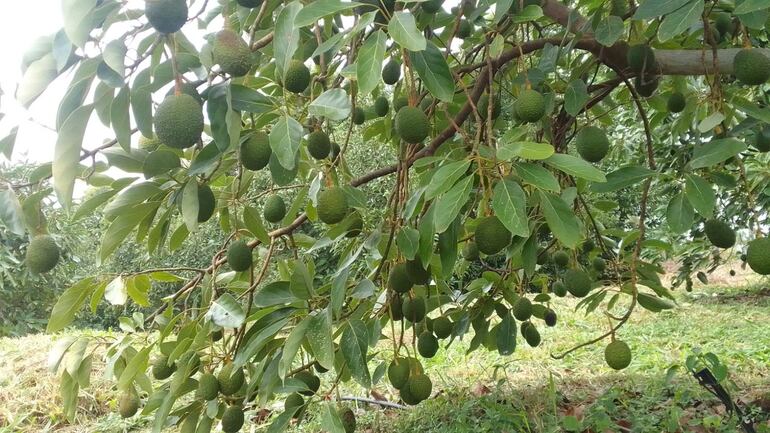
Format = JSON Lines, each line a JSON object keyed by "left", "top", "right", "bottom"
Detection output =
{"left": 3, "top": 0, "right": 770, "bottom": 431}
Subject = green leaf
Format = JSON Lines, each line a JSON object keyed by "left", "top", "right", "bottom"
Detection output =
{"left": 103, "top": 40, "right": 126, "bottom": 76}
{"left": 730, "top": 94, "right": 770, "bottom": 123}
{"left": 512, "top": 4, "right": 543, "bottom": 22}
{"left": 295, "top": 0, "right": 362, "bottom": 27}
{"left": 684, "top": 174, "right": 715, "bottom": 218}
{"left": 17, "top": 54, "right": 58, "bottom": 107}
{"left": 100, "top": 202, "right": 158, "bottom": 261}
{"left": 306, "top": 309, "right": 335, "bottom": 370}
{"left": 666, "top": 192, "right": 694, "bottom": 234}
{"left": 734, "top": 0, "right": 769, "bottom": 14}
{"left": 633, "top": 0, "right": 690, "bottom": 19}
{"left": 48, "top": 337, "right": 77, "bottom": 372}
{"left": 235, "top": 316, "right": 291, "bottom": 368}
{"left": 181, "top": 180, "right": 199, "bottom": 233}
{"left": 424, "top": 160, "right": 470, "bottom": 200}
{"left": 697, "top": 112, "right": 725, "bottom": 133}
{"left": 110, "top": 87, "right": 131, "bottom": 151}
{"left": 341, "top": 319, "right": 371, "bottom": 388}
{"left": 514, "top": 162, "right": 560, "bottom": 192}
{"left": 590, "top": 166, "right": 655, "bottom": 193}
{"left": 0, "top": 187, "right": 26, "bottom": 236}
{"left": 270, "top": 115, "right": 303, "bottom": 170}
{"left": 357, "top": 30, "right": 387, "bottom": 96}
{"left": 438, "top": 221, "right": 459, "bottom": 279}
{"left": 117, "top": 346, "right": 151, "bottom": 391}
{"left": 496, "top": 313, "right": 516, "bottom": 356}
{"left": 538, "top": 190, "right": 581, "bottom": 248}
{"left": 389, "top": 11, "right": 427, "bottom": 51}
{"left": 60, "top": 370, "right": 79, "bottom": 422}
{"left": 491, "top": 179, "right": 529, "bottom": 237}
{"left": 230, "top": 84, "right": 274, "bottom": 113}
{"left": 267, "top": 410, "right": 296, "bottom": 433}
{"left": 309, "top": 89, "right": 352, "bottom": 121}
{"left": 57, "top": 62, "right": 96, "bottom": 129}
{"left": 275, "top": 1, "right": 303, "bottom": 80}
{"left": 595, "top": 16, "right": 624, "bottom": 46}
{"left": 320, "top": 403, "right": 346, "bottom": 433}
{"left": 206, "top": 293, "right": 246, "bottom": 328}
{"left": 331, "top": 267, "right": 349, "bottom": 316}
{"left": 254, "top": 281, "right": 300, "bottom": 307}
{"left": 498, "top": 141, "right": 555, "bottom": 160}
{"left": 54, "top": 105, "right": 93, "bottom": 209}
{"left": 409, "top": 42, "right": 454, "bottom": 102}
{"left": 62, "top": 0, "right": 97, "bottom": 48}
{"left": 243, "top": 205, "right": 271, "bottom": 245}
{"left": 637, "top": 292, "right": 676, "bottom": 312}
{"left": 0, "top": 126, "right": 18, "bottom": 159}
{"left": 659, "top": 0, "right": 703, "bottom": 42}
{"left": 396, "top": 227, "right": 420, "bottom": 259}
{"left": 47, "top": 277, "right": 97, "bottom": 332}
{"left": 689, "top": 138, "right": 747, "bottom": 169}
{"left": 279, "top": 316, "right": 312, "bottom": 378}
{"left": 433, "top": 176, "right": 473, "bottom": 233}
{"left": 564, "top": 79, "right": 588, "bottom": 116}
{"left": 545, "top": 154, "right": 606, "bottom": 183}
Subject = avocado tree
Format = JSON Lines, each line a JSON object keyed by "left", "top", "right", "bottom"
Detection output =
{"left": 5, "top": 0, "right": 770, "bottom": 430}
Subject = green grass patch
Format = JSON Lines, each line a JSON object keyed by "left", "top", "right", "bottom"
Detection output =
{"left": 2, "top": 283, "right": 770, "bottom": 432}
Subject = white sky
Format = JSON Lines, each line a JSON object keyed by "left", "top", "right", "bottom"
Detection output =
{"left": 0, "top": 5, "right": 65, "bottom": 164}
{"left": 0, "top": 0, "right": 462, "bottom": 168}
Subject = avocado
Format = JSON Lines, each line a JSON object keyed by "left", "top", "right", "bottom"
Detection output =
{"left": 145, "top": 0, "right": 188, "bottom": 34}
{"left": 25, "top": 235, "right": 60, "bottom": 274}
{"left": 154, "top": 93, "right": 204, "bottom": 149}
{"left": 307, "top": 130, "right": 331, "bottom": 159}
{"left": 213, "top": 29, "right": 252, "bottom": 77}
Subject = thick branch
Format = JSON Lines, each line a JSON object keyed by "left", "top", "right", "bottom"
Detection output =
{"left": 539, "top": 0, "right": 770, "bottom": 76}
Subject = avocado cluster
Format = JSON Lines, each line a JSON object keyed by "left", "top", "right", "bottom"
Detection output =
{"left": 704, "top": 219, "right": 736, "bottom": 249}
{"left": 227, "top": 239, "right": 252, "bottom": 272}
{"left": 514, "top": 89, "right": 545, "bottom": 123}
{"left": 575, "top": 126, "right": 610, "bottom": 163}
{"left": 667, "top": 92, "right": 686, "bottom": 113}
{"left": 145, "top": 0, "right": 188, "bottom": 34}
{"left": 474, "top": 216, "right": 512, "bottom": 255}
{"left": 263, "top": 195, "right": 287, "bottom": 223}
{"left": 395, "top": 106, "right": 430, "bottom": 143}
{"left": 240, "top": 131, "right": 272, "bottom": 170}
{"left": 563, "top": 269, "right": 592, "bottom": 297}
{"left": 747, "top": 237, "right": 770, "bottom": 275}
{"left": 118, "top": 389, "right": 140, "bottom": 418}
{"left": 213, "top": 29, "right": 252, "bottom": 77}
{"left": 143, "top": 149, "right": 180, "bottom": 179}
{"left": 382, "top": 59, "right": 401, "bottom": 85}
{"left": 604, "top": 340, "right": 632, "bottom": 370}
{"left": 284, "top": 60, "right": 311, "bottom": 93}
{"left": 733, "top": 48, "right": 770, "bottom": 85}
{"left": 154, "top": 94, "right": 204, "bottom": 149}
{"left": 388, "top": 358, "right": 432, "bottom": 404}
{"left": 627, "top": 44, "right": 657, "bottom": 74}
{"left": 25, "top": 235, "right": 60, "bottom": 274}
{"left": 307, "top": 130, "right": 331, "bottom": 159}
{"left": 317, "top": 187, "right": 349, "bottom": 224}
{"left": 195, "top": 184, "right": 216, "bottom": 223}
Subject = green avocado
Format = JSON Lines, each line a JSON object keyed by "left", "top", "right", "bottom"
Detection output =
{"left": 25, "top": 235, "right": 60, "bottom": 274}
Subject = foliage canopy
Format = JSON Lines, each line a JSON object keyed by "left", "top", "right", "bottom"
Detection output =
{"left": 2, "top": 0, "right": 770, "bottom": 431}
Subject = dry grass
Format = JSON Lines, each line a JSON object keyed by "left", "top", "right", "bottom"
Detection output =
{"left": 0, "top": 331, "right": 121, "bottom": 432}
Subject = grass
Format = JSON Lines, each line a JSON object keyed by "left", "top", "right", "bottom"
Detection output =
{"left": 2, "top": 276, "right": 770, "bottom": 432}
